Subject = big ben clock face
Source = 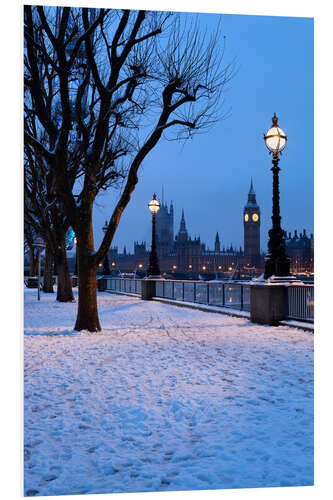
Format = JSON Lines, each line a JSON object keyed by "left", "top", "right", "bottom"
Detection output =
{"left": 252, "top": 213, "right": 259, "bottom": 222}
{"left": 244, "top": 213, "right": 249, "bottom": 222}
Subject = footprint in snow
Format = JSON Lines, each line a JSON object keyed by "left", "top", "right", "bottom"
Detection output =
{"left": 39, "top": 474, "right": 57, "bottom": 486}
{"left": 26, "top": 489, "right": 40, "bottom": 496}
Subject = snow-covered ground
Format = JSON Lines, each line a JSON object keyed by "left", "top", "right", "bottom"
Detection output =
{"left": 24, "top": 288, "right": 313, "bottom": 496}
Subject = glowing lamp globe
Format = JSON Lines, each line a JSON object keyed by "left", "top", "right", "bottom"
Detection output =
{"left": 264, "top": 113, "right": 287, "bottom": 154}
{"left": 148, "top": 193, "right": 160, "bottom": 215}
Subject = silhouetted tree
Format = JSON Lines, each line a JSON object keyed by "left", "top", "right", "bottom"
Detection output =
{"left": 24, "top": 221, "right": 38, "bottom": 276}
{"left": 24, "top": 145, "right": 74, "bottom": 301}
{"left": 24, "top": 6, "right": 233, "bottom": 330}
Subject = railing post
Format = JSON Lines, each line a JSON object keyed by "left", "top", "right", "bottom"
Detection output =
{"left": 240, "top": 285, "right": 244, "bottom": 311}
{"left": 207, "top": 283, "right": 209, "bottom": 305}
{"left": 222, "top": 283, "right": 225, "bottom": 306}
{"left": 172, "top": 281, "right": 175, "bottom": 300}
{"left": 194, "top": 282, "right": 196, "bottom": 302}
{"left": 182, "top": 282, "right": 185, "bottom": 301}
{"left": 285, "top": 286, "right": 289, "bottom": 319}
{"left": 163, "top": 279, "right": 165, "bottom": 298}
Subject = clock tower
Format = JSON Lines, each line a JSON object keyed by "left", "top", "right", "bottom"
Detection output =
{"left": 243, "top": 178, "right": 260, "bottom": 265}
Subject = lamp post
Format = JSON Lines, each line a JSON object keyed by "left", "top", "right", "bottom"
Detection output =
{"left": 102, "top": 220, "right": 111, "bottom": 275}
{"left": 147, "top": 193, "right": 161, "bottom": 277}
{"left": 73, "top": 236, "right": 78, "bottom": 276}
{"left": 32, "top": 237, "right": 46, "bottom": 300}
{"left": 263, "top": 113, "right": 291, "bottom": 279}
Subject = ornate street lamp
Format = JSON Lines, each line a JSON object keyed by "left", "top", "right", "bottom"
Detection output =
{"left": 147, "top": 193, "right": 161, "bottom": 277}
{"left": 263, "top": 113, "right": 291, "bottom": 279}
{"left": 102, "top": 220, "right": 111, "bottom": 275}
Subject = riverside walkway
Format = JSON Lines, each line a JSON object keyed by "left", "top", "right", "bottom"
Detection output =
{"left": 24, "top": 289, "right": 313, "bottom": 496}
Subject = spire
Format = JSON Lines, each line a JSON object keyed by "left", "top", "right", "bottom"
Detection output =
{"left": 249, "top": 177, "right": 255, "bottom": 195}
{"left": 245, "top": 177, "right": 258, "bottom": 206}
{"left": 180, "top": 209, "right": 187, "bottom": 232}
{"left": 177, "top": 209, "right": 188, "bottom": 242}
{"left": 215, "top": 232, "right": 221, "bottom": 253}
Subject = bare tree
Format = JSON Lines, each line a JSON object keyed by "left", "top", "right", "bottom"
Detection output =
{"left": 24, "top": 221, "right": 38, "bottom": 276}
{"left": 24, "top": 6, "right": 234, "bottom": 331}
{"left": 24, "top": 144, "right": 74, "bottom": 301}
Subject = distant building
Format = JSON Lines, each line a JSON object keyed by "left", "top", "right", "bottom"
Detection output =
{"left": 156, "top": 200, "right": 174, "bottom": 256}
{"left": 284, "top": 229, "right": 314, "bottom": 274}
{"left": 95, "top": 180, "right": 313, "bottom": 278}
{"left": 174, "top": 210, "right": 202, "bottom": 272}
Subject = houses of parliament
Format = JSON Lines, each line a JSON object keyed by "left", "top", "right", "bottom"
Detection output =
{"left": 106, "top": 180, "right": 314, "bottom": 278}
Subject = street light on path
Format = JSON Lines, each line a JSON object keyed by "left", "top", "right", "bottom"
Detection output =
{"left": 263, "top": 113, "right": 291, "bottom": 279}
{"left": 73, "top": 236, "right": 78, "bottom": 276}
{"left": 32, "top": 237, "right": 46, "bottom": 300}
{"left": 102, "top": 220, "right": 111, "bottom": 275}
{"left": 147, "top": 193, "right": 161, "bottom": 277}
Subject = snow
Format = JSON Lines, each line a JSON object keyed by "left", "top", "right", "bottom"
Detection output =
{"left": 24, "top": 288, "right": 313, "bottom": 496}
{"left": 152, "top": 296, "right": 251, "bottom": 319}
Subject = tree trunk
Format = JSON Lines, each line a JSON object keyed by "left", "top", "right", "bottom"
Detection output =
{"left": 42, "top": 245, "right": 54, "bottom": 293}
{"left": 29, "top": 246, "right": 38, "bottom": 275}
{"left": 56, "top": 240, "right": 74, "bottom": 302}
{"left": 74, "top": 208, "right": 101, "bottom": 332}
{"left": 74, "top": 248, "right": 101, "bottom": 332}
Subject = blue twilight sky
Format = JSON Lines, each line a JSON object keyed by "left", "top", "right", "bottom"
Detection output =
{"left": 92, "top": 12, "right": 314, "bottom": 254}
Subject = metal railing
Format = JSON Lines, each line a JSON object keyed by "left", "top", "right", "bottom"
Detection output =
{"left": 286, "top": 284, "right": 314, "bottom": 322}
{"left": 104, "top": 277, "right": 142, "bottom": 295}
{"left": 155, "top": 280, "right": 250, "bottom": 311}
{"left": 104, "top": 278, "right": 314, "bottom": 323}
{"left": 105, "top": 278, "right": 250, "bottom": 312}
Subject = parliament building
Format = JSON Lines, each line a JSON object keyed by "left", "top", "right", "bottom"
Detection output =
{"left": 104, "top": 180, "right": 313, "bottom": 278}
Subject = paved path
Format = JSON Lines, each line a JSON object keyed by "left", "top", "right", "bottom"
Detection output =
{"left": 24, "top": 289, "right": 313, "bottom": 496}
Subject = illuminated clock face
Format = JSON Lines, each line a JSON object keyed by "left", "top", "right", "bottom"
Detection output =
{"left": 244, "top": 213, "right": 249, "bottom": 222}
{"left": 252, "top": 213, "right": 259, "bottom": 222}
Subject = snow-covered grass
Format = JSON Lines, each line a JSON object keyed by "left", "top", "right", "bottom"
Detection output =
{"left": 24, "top": 288, "right": 313, "bottom": 496}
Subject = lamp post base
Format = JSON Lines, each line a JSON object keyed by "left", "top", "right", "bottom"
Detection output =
{"left": 264, "top": 255, "right": 291, "bottom": 280}
{"left": 264, "top": 274, "right": 302, "bottom": 284}
{"left": 141, "top": 279, "right": 156, "bottom": 300}
{"left": 250, "top": 283, "right": 287, "bottom": 326}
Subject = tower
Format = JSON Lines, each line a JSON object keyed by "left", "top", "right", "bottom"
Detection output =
{"left": 243, "top": 178, "right": 260, "bottom": 265}
{"left": 177, "top": 209, "right": 188, "bottom": 244}
{"left": 215, "top": 232, "right": 221, "bottom": 253}
{"left": 156, "top": 199, "right": 174, "bottom": 255}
